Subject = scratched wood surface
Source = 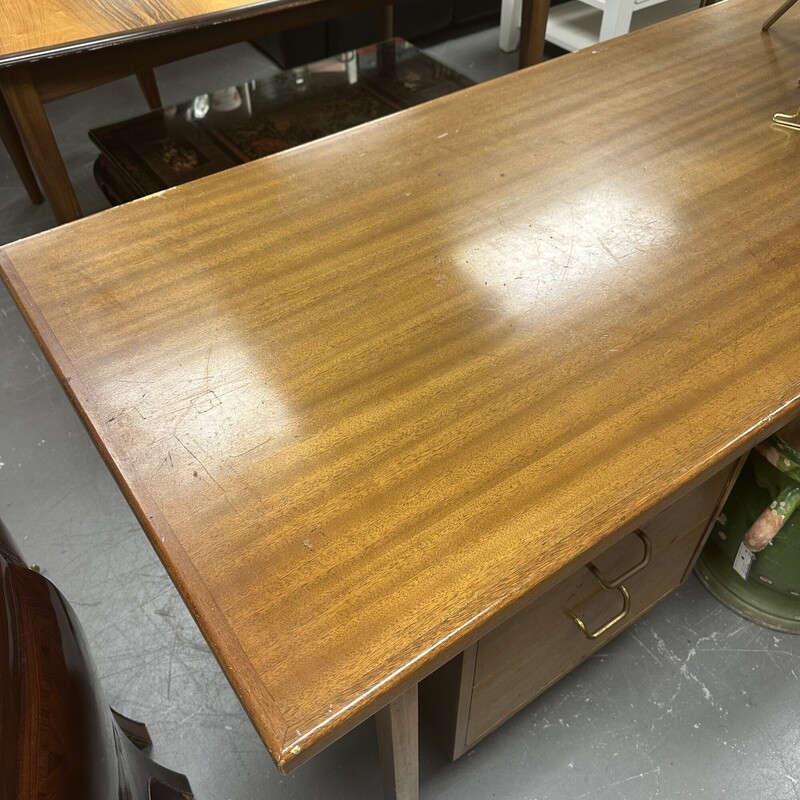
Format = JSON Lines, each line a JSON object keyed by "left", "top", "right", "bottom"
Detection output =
{"left": 2, "top": 0, "right": 800, "bottom": 773}
{"left": 0, "top": 0, "right": 330, "bottom": 63}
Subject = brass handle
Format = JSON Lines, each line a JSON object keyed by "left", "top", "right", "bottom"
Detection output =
{"left": 586, "top": 529, "right": 651, "bottom": 590}
{"left": 568, "top": 583, "right": 631, "bottom": 640}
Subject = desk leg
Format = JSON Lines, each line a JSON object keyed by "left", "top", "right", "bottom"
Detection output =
{"left": 375, "top": 685, "right": 418, "bottom": 800}
{"left": 0, "top": 88, "right": 42, "bottom": 204}
{"left": 136, "top": 70, "right": 163, "bottom": 111}
{"left": 519, "top": 0, "right": 550, "bottom": 68}
{"left": 0, "top": 67, "right": 82, "bottom": 224}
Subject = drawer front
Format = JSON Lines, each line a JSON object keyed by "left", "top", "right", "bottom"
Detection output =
{"left": 465, "top": 465, "right": 734, "bottom": 749}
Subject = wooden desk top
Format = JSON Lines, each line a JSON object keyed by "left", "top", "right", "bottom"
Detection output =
{"left": 3, "top": 0, "right": 800, "bottom": 773}
{"left": 0, "top": 0, "right": 328, "bottom": 65}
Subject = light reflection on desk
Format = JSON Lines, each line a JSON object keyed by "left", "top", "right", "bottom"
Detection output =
{"left": 454, "top": 183, "right": 678, "bottom": 321}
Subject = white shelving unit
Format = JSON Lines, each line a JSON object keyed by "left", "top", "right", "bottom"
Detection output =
{"left": 499, "top": 0, "right": 702, "bottom": 54}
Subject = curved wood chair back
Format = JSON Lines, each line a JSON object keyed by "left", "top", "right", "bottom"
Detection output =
{"left": 0, "top": 517, "right": 192, "bottom": 800}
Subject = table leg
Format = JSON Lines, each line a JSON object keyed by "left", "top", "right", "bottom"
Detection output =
{"left": 519, "top": 0, "right": 550, "bottom": 68}
{"left": 375, "top": 685, "right": 418, "bottom": 800}
{"left": 0, "top": 67, "right": 82, "bottom": 224}
{"left": 136, "top": 69, "right": 162, "bottom": 110}
{"left": 0, "top": 87, "right": 42, "bottom": 204}
{"left": 763, "top": 0, "right": 800, "bottom": 30}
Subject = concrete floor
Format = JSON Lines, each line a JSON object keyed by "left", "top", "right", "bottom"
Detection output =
{"left": 1, "top": 27, "right": 799, "bottom": 800}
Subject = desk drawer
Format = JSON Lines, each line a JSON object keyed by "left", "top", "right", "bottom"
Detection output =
{"left": 421, "top": 463, "right": 738, "bottom": 758}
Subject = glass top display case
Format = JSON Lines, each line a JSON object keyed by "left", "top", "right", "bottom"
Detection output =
{"left": 90, "top": 39, "right": 474, "bottom": 200}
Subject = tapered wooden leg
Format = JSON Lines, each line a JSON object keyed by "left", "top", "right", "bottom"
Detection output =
{"left": 136, "top": 69, "right": 162, "bottom": 110}
{"left": 519, "top": 0, "right": 550, "bottom": 68}
{"left": 380, "top": 5, "right": 394, "bottom": 40}
{"left": 0, "top": 67, "right": 81, "bottom": 223}
{"left": 0, "top": 88, "right": 43, "bottom": 204}
{"left": 375, "top": 685, "right": 418, "bottom": 800}
{"left": 763, "top": 0, "right": 800, "bottom": 30}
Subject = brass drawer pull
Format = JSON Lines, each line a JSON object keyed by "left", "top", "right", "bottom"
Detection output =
{"left": 568, "top": 583, "right": 631, "bottom": 640}
{"left": 587, "top": 529, "right": 651, "bottom": 590}
{"left": 567, "top": 530, "right": 649, "bottom": 639}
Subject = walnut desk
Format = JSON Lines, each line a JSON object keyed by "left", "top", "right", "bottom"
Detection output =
{"left": 0, "top": 0, "right": 545, "bottom": 226}
{"left": 1, "top": 0, "right": 799, "bottom": 796}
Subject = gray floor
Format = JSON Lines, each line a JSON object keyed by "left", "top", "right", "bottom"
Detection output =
{"left": 1, "top": 28, "right": 799, "bottom": 800}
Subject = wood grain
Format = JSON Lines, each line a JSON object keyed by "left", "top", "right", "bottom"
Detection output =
{"left": 423, "top": 458, "right": 744, "bottom": 760}
{"left": 465, "top": 466, "right": 733, "bottom": 749}
{"left": 0, "top": 519, "right": 194, "bottom": 800}
{"left": 0, "top": 67, "right": 82, "bottom": 222}
{"left": 0, "top": 0, "right": 391, "bottom": 64}
{"left": 519, "top": 0, "right": 549, "bottom": 67}
{"left": 0, "top": 0, "right": 412, "bottom": 224}
{"left": 25, "top": 0, "right": 410, "bottom": 103}
{"left": 2, "top": 0, "right": 800, "bottom": 775}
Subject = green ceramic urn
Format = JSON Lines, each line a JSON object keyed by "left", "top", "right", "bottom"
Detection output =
{"left": 696, "top": 430, "right": 800, "bottom": 634}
